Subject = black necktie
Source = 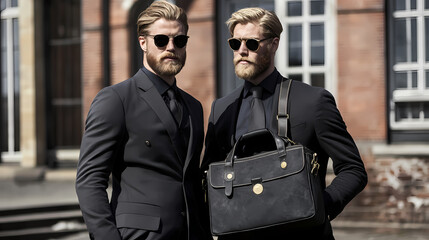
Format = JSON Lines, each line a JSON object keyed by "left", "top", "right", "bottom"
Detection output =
{"left": 248, "top": 86, "right": 265, "bottom": 131}
{"left": 167, "top": 88, "right": 183, "bottom": 126}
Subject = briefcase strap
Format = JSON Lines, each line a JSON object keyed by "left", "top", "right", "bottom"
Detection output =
{"left": 277, "top": 78, "right": 292, "bottom": 138}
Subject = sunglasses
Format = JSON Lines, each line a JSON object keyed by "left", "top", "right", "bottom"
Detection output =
{"left": 228, "top": 37, "right": 272, "bottom": 52}
{"left": 146, "top": 34, "right": 189, "bottom": 48}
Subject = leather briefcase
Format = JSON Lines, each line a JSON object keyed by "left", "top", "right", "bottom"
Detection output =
{"left": 206, "top": 79, "right": 325, "bottom": 235}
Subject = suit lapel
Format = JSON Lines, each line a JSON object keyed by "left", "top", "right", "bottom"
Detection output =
{"left": 134, "top": 70, "right": 183, "bottom": 158}
{"left": 178, "top": 90, "right": 198, "bottom": 171}
{"left": 183, "top": 116, "right": 194, "bottom": 172}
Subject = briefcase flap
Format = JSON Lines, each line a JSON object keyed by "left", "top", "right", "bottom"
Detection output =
{"left": 209, "top": 145, "right": 307, "bottom": 189}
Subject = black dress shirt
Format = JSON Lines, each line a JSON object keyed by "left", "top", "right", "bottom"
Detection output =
{"left": 235, "top": 69, "right": 281, "bottom": 139}
{"left": 141, "top": 66, "right": 190, "bottom": 161}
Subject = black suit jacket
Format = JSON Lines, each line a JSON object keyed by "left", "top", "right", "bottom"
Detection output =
{"left": 76, "top": 69, "right": 212, "bottom": 240}
{"left": 201, "top": 74, "right": 367, "bottom": 239}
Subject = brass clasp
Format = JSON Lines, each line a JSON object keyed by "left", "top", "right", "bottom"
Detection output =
{"left": 310, "top": 153, "right": 320, "bottom": 176}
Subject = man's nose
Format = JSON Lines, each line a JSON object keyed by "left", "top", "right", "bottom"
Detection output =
{"left": 166, "top": 38, "right": 176, "bottom": 51}
{"left": 237, "top": 40, "right": 248, "bottom": 55}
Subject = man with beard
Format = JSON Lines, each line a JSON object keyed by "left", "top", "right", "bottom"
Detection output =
{"left": 201, "top": 7, "right": 367, "bottom": 240}
{"left": 76, "top": 1, "right": 212, "bottom": 240}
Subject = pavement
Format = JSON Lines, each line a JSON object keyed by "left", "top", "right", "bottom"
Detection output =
{"left": 1, "top": 164, "right": 429, "bottom": 240}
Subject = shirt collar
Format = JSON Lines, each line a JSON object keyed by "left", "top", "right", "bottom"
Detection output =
{"left": 141, "top": 66, "right": 176, "bottom": 95}
{"left": 243, "top": 68, "right": 280, "bottom": 98}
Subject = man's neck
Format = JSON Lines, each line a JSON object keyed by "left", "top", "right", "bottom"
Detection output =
{"left": 246, "top": 65, "right": 275, "bottom": 86}
{"left": 143, "top": 63, "right": 175, "bottom": 86}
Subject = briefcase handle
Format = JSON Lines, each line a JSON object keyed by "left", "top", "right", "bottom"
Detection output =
{"left": 225, "top": 129, "right": 287, "bottom": 166}
{"left": 222, "top": 129, "right": 287, "bottom": 197}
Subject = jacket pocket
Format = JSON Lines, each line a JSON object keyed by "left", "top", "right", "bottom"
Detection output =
{"left": 115, "top": 202, "right": 161, "bottom": 231}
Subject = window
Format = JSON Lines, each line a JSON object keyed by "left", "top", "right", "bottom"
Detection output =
{"left": 217, "top": 0, "right": 336, "bottom": 97}
{"left": 1, "top": 0, "right": 20, "bottom": 162}
{"left": 275, "top": 0, "right": 336, "bottom": 93}
{"left": 45, "top": 0, "right": 82, "bottom": 149}
{"left": 388, "top": 0, "right": 429, "bottom": 142}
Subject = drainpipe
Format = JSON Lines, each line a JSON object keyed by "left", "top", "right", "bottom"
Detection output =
{"left": 102, "top": 0, "right": 111, "bottom": 87}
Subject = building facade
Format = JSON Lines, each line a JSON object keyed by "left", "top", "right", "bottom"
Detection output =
{"left": 1, "top": 0, "right": 429, "bottom": 225}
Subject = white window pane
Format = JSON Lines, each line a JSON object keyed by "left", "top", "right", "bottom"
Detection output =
{"left": 395, "top": 72, "right": 407, "bottom": 89}
{"left": 394, "top": 19, "right": 407, "bottom": 62}
{"left": 426, "top": 17, "right": 429, "bottom": 62}
{"left": 426, "top": 71, "right": 429, "bottom": 88}
{"left": 396, "top": 0, "right": 417, "bottom": 10}
{"left": 287, "top": 1, "right": 302, "bottom": 17}
{"left": 310, "top": 23, "right": 324, "bottom": 66}
{"left": 288, "top": 25, "right": 302, "bottom": 66}
{"left": 311, "top": 0, "right": 324, "bottom": 15}
{"left": 410, "top": 102, "right": 420, "bottom": 119}
{"left": 394, "top": 18, "right": 417, "bottom": 63}
{"left": 395, "top": 71, "right": 418, "bottom": 89}
{"left": 411, "top": 0, "right": 416, "bottom": 9}
{"left": 411, "top": 71, "right": 417, "bottom": 88}
{"left": 311, "top": 73, "right": 325, "bottom": 88}
{"left": 411, "top": 18, "right": 417, "bottom": 61}
{"left": 396, "top": 102, "right": 425, "bottom": 121}
{"left": 395, "top": 0, "right": 406, "bottom": 10}
{"left": 424, "top": 103, "right": 429, "bottom": 118}
{"left": 396, "top": 102, "right": 408, "bottom": 121}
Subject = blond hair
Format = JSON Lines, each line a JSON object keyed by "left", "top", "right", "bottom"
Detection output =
{"left": 226, "top": 7, "right": 282, "bottom": 38}
{"left": 137, "top": 1, "right": 188, "bottom": 36}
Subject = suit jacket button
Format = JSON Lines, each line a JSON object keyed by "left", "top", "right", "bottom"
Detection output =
{"left": 181, "top": 211, "right": 186, "bottom": 217}
{"left": 145, "top": 140, "right": 151, "bottom": 147}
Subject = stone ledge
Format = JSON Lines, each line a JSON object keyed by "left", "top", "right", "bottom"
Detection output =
{"left": 332, "top": 220, "right": 429, "bottom": 230}
{"left": 372, "top": 144, "right": 429, "bottom": 157}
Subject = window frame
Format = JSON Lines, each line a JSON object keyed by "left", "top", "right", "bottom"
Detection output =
{"left": 1, "top": 0, "right": 21, "bottom": 162}
{"left": 387, "top": 0, "right": 429, "bottom": 142}
{"left": 275, "top": 0, "right": 337, "bottom": 96}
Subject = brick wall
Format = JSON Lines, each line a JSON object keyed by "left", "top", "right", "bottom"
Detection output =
{"left": 82, "top": 0, "right": 103, "bottom": 120}
{"left": 337, "top": 0, "right": 386, "bottom": 141}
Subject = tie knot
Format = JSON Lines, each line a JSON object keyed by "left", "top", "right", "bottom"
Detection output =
{"left": 251, "top": 86, "right": 263, "bottom": 99}
{"left": 167, "top": 88, "right": 176, "bottom": 100}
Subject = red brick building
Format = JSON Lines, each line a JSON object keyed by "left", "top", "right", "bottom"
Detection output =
{"left": 1, "top": 0, "right": 428, "bottom": 227}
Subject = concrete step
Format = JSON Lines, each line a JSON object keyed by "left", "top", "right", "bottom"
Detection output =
{"left": 0, "top": 203, "right": 86, "bottom": 240}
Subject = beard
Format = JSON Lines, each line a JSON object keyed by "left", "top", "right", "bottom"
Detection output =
{"left": 146, "top": 50, "right": 186, "bottom": 77}
{"left": 233, "top": 50, "right": 271, "bottom": 81}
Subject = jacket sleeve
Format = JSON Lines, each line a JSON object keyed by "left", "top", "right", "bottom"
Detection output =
{"left": 75, "top": 87, "right": 125, "bottom": 240}
{"left": 201, "top": 99, "right": 223, "bottom": 172}
{"left": 315, "top": 89, "right": 368, "bottom": 220}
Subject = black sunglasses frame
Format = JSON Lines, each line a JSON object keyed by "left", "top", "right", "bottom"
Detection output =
{"left": 228, "top": 37, "right": 272, "bottom": 52}
{"left": 146, "top": 34, "right": 189, "bottom": 48}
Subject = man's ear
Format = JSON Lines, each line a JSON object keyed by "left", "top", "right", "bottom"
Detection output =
{"left": 271, "top": 37, "right": 280, "bottom": 53}
{"left": 139, "top": 36, "right": 147, "bottom": 52}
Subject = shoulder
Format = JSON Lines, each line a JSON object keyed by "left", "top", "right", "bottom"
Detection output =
{"left": 290, "top": 80, "right": 325, "bottom": 95}
{"left": 89, "top": 74, "right": 140, "bottom": 115}
{"left": 289, "top": 80, "right": 334, "bottom": 104}
{"left": 210, "top": 86, "right": 242, "bottom": 120}
{"left": 178, "top": 89, "right": 202, "bottom": 109}
{"left": 215, "top": 86, "right": 242, "bottom": 107}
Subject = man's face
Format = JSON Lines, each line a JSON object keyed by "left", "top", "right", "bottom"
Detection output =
{"left": 139, "top": 19, "right": 187, "bottom": 79}
{"left": 232, "top": 22, "right": 273, "bottom": 81}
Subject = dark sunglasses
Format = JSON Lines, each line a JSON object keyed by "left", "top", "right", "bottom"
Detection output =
{"left": 146, "top": 34, "right": 189, "bottom": 48}
{"left": 228, "top": 37, "right": 272, "bottom": 52}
